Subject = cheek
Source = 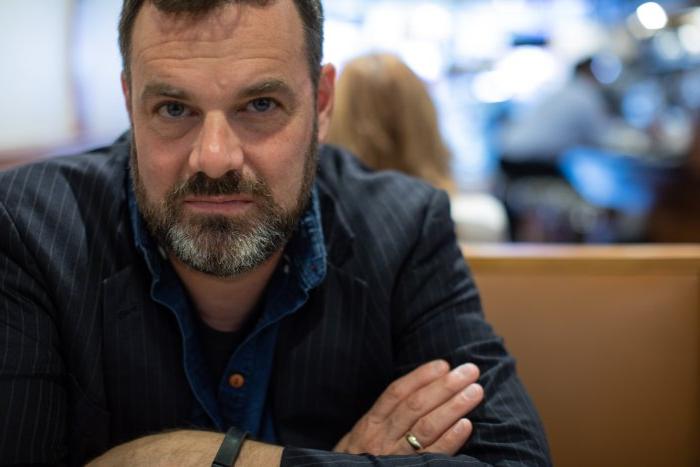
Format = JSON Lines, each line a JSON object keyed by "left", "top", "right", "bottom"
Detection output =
{"left": 257, "top": 127, "right": 312, "bottom": 207}
{"left": 252, "top": 151, "right": 299, "bottom": 207}
{"left": 132, "top": 105, "right": 193, "bottom": 195}
{"left": 134, "top": 137, "right": 188, "bottom": 203}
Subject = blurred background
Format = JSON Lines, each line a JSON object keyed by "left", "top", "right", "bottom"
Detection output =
{"left": 1, "top": 0, "right": 699, "bottom": 243}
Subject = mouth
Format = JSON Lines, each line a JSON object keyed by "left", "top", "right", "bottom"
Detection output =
{"left": 183, "top": 196, "right": 254, "bottom": 215}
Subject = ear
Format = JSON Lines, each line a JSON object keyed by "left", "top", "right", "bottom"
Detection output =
{"left": 121, "top": 71, "right": 133, "bottom": 118}
{"left": 316, "top": 63, "right": 336, "bottom": 143}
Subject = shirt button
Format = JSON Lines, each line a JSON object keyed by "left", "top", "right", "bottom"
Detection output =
{"left": 228, "top": 373, "right": 245, "bottom": 389}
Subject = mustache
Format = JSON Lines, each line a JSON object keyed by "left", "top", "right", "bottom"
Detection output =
{"left": 170, "top": 171, "right": 271, "bottom": 200}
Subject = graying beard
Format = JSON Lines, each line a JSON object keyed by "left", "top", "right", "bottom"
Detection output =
{"left": 166, "top": 215, "right": 290, "bottom": 277}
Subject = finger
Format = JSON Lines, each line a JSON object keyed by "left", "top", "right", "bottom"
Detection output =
{"left": 423, "top": 418, "right": 474, "bottom": 456}
{"left": 385, "top": 363, "right": 480, "bottom": 439}
{"left": 411, "top": 382, "right": 483, "bottom": 446}
{"left": 394, "top": 431, "right": 427, "bottom": 455}
{"left": 367, "top": 360, "right": 450, "bottom": 420}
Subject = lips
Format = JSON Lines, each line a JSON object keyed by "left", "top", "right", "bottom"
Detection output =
{"left": 184, "top": 195, "right": 253, "bottom": 204}
{"left": 183, "top": 196, "right": 254, "bottom": 214}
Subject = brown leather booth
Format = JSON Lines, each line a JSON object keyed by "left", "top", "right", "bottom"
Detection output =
{"left": 463, "top": 245, "right": 700, "bottom": 467}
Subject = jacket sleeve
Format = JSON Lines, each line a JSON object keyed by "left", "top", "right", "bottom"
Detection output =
{"left": 0, "top": 199, "right": 69, "bottom": 465}
{"left": 281, "top": 189, "right": 551, "bottom": 466}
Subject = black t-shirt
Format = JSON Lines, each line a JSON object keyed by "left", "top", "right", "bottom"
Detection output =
{"left": 195, "top": 300, "right": 264, "bottom": 385}
{"left": 196, "top": 320, "right": 244, "bottom": 385}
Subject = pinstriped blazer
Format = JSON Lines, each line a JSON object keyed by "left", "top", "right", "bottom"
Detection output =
{"left": 0, "top": 136, "right": 550, "bottom": 466}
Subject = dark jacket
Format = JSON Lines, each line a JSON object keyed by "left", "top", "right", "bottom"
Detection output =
{"left": 0, "top": 136, "right": 550, "bottom": 465}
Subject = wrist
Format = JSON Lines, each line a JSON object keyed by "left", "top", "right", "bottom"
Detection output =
{"left": 212, "top": 426, "right": 248, "bottom": 467}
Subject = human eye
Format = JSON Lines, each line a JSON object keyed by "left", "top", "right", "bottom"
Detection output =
{"left": 156, "top": 101, "right": 193, "bottom": 119}
{"left": 246, "top": 98, "right": 278, "bottom": 113}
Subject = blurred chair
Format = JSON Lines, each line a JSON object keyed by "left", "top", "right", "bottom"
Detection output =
{"left": 327, "top": 53, "right": 508, "bottom": 243}
{"left": 648, "top": 116, "right": 700, "bottom": 243}
{"left": 463, "top": 244, "right": 700, "bottom": 467}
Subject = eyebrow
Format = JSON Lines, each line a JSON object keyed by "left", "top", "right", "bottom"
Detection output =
{"left": 141, "top": 82, "right": 190, "bottom": 101}
{"left": 238, "top": 79, "right": 295, "bottom": 100}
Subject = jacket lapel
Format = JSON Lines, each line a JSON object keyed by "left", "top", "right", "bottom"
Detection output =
{"left": 271, "top": 185, "right": 394, "bottom": 449}
{"left": 101, "top": 260, "right": 193, "bottom": 443}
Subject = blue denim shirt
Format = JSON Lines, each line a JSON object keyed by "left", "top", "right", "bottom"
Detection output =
{"left": 127, "top": 178, "right": 327, "bottom": 442}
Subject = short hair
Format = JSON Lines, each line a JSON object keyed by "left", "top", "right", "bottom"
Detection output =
{"left": 118, "top": 0, "right": 324, "bottom": 87}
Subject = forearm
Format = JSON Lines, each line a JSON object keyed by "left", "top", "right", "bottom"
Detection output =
{"left": 87, "top": 430, "right": 282, "bottom": 467}
{"left": 239, "top": 439, "right": 284, "bottom": 466}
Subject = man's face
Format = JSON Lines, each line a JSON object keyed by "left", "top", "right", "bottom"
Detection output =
{"left": 123, "top": 0, "right": 334, "bottom": 277}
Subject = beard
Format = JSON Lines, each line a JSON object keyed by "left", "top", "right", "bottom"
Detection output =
{"left": 130, "top": 125, "right": 318, "bottom": 278}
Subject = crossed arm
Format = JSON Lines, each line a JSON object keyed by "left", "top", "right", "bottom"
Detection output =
{"left": 88, "top": 360, "right": 484, "bottom": 466}
{"left": 0, "top": 182, "right": 548, "bottom": 465}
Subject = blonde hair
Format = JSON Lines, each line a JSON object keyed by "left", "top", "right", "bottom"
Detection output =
{"left": 327, "top": 53, "right": 456, "bottom": 193}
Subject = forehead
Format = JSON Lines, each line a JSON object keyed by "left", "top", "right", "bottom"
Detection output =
{"left": 130, "top": 0, "right": 306, "bottom": 82}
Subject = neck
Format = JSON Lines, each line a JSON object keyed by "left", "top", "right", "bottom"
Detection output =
{"left": 170, "top": 250, "right": 284, "bottom": 332}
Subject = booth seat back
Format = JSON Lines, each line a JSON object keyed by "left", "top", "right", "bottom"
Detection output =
{"left": 463, "top": 245, "right": 700, "bottom": 467}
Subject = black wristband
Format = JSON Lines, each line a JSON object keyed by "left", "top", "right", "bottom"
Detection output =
{"left": 212, "top": 426, "right": 249, "bottom": 467}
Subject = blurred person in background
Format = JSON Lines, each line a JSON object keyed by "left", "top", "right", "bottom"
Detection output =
{"left": 494, "top": 56, "right": 631, "bottom": 242}
{"left": 328, "top": 53, "right": 508, "bottom": 243}
{"left": 497, "top": 57, "right": 612, "bottom": 174}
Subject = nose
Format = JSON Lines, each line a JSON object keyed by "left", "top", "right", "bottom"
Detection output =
{"left": 189, "top": 111, "right": 243, "bottom": 179}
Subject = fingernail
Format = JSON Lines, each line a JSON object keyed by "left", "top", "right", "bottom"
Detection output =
{"left": 464, "top": 384, "right": 481, "bottom": 400}
{"left": 432, "top": 360, "right": 448, "bottom": 372}
{"left": 452, "top": 419, "right": 466, "bottom": 434}
{"left": 455, "top": 363, "right": 476, "bottom": 376}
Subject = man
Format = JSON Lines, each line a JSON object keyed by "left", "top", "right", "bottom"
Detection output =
{"left": 497, "top": 57, "right": 617, "bottom": 173}
{"left": 0, "top": 0, "right": 550, "bottom": 465}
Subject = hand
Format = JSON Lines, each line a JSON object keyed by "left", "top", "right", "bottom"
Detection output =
{"left": 333, "top": 360, "right": 483, "bottom": 456}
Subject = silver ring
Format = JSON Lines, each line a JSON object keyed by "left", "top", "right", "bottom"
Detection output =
{"left": 405, "top": 432, "right": 423, "bottom": 451}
